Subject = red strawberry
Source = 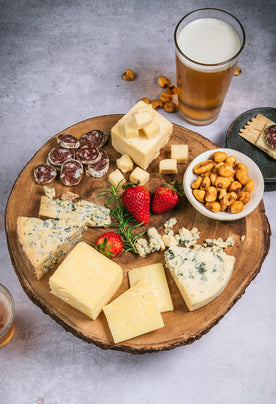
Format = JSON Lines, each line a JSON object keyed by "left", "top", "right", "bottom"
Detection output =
{"left": 152, "top": 181, "right": 184, "bottom": 214}
{"left": 95, "top": 232, "right": 123, "bottom": 258}
{"left": 122, "top": 184, "right": 151, "bottom": 224}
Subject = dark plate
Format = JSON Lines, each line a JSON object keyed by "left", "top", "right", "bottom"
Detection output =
{"left": 225, "top": 107, "right": 276, "bottom": 191}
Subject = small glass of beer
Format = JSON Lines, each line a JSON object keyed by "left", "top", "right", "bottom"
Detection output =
{"left": 0, "top": 284, "right": 15, "bottom": 348}
{"left": 174, "top": 8, "right": 245, "bottom": 126}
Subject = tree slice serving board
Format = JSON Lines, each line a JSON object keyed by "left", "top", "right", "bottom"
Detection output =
{"left": 5, "top": 114, "right": 271, "bottom": 354}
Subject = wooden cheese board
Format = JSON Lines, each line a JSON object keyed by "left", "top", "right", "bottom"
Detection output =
{"left": 5, "top": 114, "right": 271, "bottom": 353}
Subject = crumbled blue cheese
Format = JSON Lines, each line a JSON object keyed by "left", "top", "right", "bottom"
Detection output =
{"left": 175, "top": 226, "right": 200, "bottom": 248}
{"left": 148, "top": 227, "right": 165, "bottom": 252}
{"left": 203, "top": 237, "right": 234, "bottom": 252}
{"left": 43, "top": 185, "right": 56, "bottom": 199}
{"left": 164, "top": 218, "right": 177, "bottom": 235}
{"left": 135, "top": 238, "right": 151, "bottom": 257}
{"left": 162, "top": 234, "right": 177, "bottom": 247}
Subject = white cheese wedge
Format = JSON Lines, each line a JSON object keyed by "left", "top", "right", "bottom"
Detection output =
{"left": 128, "top": 263, "right": 173, "bottom": 312}
{"left": 49, "top": 242, "right": 123, "bottom": 320}
{"left": 39, "top": 196, "right": 111, "bottom": 227}
{"left": 111, "top": 101, "right": 173, "bottom": 169}
{"left": 171, "top": 144, "right": 188, "bottom": 163}
{"left": 17, "top": 217, "right": 87, "bottom": 280}
{"left": 129, "top": 167, "right": 150, "bottom": 185}
{"left": 103, "top": 280, "right": 164, "bottom": 343}
{"left": 164, "top": 246, "right": 235, "bottom": 311}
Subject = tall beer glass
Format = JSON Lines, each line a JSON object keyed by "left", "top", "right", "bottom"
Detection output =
{"left": 174, "top": 8, "right": 245, "bottom": 126}
{"left": 0, "top": 284, "right": 15, "bottom": 348}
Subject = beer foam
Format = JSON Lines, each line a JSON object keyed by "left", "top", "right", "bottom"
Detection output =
{"left": 0, "top": 293, "right": 12, "bottom": 330}
{"left": 176, "top": 18, "right": 241, "bottom": 72}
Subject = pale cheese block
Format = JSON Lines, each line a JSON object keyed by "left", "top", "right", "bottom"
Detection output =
{"left": 39, "top": 196, "right": 111, "bottom": 227}
{"left": 164, "top": 246, "right": 235, "bottom": 311}
{"left": 171, "top": 144, "right": 188, "bottom": 163}
{"left": 49, "top": 241, "right": 123, "bottom": 320}
{"left": 159, "top": 159, "right": 178, "bottom": 174}
{"left": 108, "top": 168, "right": 126, "bottom": 187}
{"left": 128, "top": 263, "right": 173, "bottom": 312}
{"left": 129, "top": 167, "right": 150, "bottom": 185}
{"left": 116, "top": 154, "right": 133, "bottom": 173}
{"left": 17, "top": 217, "right": 87, "bottom": 280}
{"left": 111, "top": 101, "right": 173, "bottom": 169}
{"left": 103, "top": 280, "right": 164, "bottom": 343}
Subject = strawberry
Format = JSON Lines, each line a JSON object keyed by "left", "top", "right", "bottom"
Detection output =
{"left": 122, "top": 184, "right": 151, "bottom": 224}
{"left": 152, "top": 181, "right": 184, "bottom": 214}
{"left": 95, "top": 232, "right": 123, "bottom": 258}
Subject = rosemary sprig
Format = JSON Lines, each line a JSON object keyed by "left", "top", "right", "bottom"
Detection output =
{"left": 98, "top": 181, "right": 146, "bottom": 254}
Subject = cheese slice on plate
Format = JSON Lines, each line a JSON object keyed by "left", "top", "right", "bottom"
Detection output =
{"left": 164, "top": 246, "right": 235, "bottom": 311}
{"left": 49, "top": 242, "right": 123, "bottom": 320}
{"left": 17, "top": 216, "right": 87, "bottom": 280}
{"left": 39, "top": 195, "right": 111, "bottom": 227}
{"left": 103, "top": 280, "right": 164, "bottom": 343}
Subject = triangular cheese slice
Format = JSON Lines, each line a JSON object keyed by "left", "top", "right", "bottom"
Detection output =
{"left": 17, "top": 217, "right": 87, "bottom": 280}
{"left": 165, "top": 246, "right": 235, "bottom": 311}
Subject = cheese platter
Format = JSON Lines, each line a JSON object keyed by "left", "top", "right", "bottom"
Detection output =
{"left": 5, "top": 112, "right": 271, "bottom": 353}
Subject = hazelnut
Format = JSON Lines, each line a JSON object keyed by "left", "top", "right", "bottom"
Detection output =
{"left": 160, "top": 92, "right": 171, "bottom": 103}
{"left": 122, "top": 69, "right": 135, "bottom": 81}
{"left": 157, "top": 75, "right": 170, "bottom": 88}
{"left": 164, "top": 101, "right": 177, "bottom": 113}
{"left": 140, "top": 97, "right": 151, "bottom": 104}
{"left": 151, "top": 99, "right": 163, "bottom": 109}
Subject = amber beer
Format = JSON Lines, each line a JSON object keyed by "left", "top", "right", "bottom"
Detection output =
{"left": 0, "top": 284, "right": 15, "bottom": 348}
{"left": 174, "top": 9, "right": 245, "bottom": 125}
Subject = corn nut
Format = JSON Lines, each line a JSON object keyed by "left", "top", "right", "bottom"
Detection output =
{"left": 216, "top": 188, "right": 227, "bottom": 200}
{"left": 235, "top": 169, "right": 249, "bottom": 185}
{"left": 206, "top": 201, "right": 220, "bottom": 213}
{"left": 193, "top": 189, "right": 205, "bottom": 203}
{"left": 191, "top": 176, "right": 202, "bottom": 189}
{"left": 237, "top": 191, "right": 251, "bottom": 204}
{"left": 193, "top": 160, "right": 215, "bottom": 175}
{"left": 218, "top": 164, "right": 234, "bottom": 178}
{"left": 223, "top": 192, "right": 238, "bottom": 206}
{"left": 205, "top": 186, "right": 217, "bottom": 202}
{"left": 228, "top": 180, "right": 242, "bottom": 193}
{"left": 212, "top": 151, "right": 227, "bottom": 163}
{"left": 225, "top": 155, "right": 237, "bottom": 166}
{"left": 215, "top": 176, "right": 232, "bottom": 189}
{"left": 200, "top": 176, "right": 211, "bottom": 190}
{"left": 229, "top": 200, "right": 244, "bottom": 214}
{"left": 242, "top": 179, "right": 254, "bottom": 193}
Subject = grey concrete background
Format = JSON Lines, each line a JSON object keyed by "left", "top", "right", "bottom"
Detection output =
{"left": 0, "top": 1, "right": 275, "bottom": 403}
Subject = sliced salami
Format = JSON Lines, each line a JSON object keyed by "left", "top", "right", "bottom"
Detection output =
{"left": 48, "top": 147, "right": 75, "bottom": 168}
{"left": 56, "top": 133, "right": 80, "bottom": 149}
{"left": 80, "top": 130, "right": 109, "bottom": 148}
{"left": 60, "top": 159, "right": 84, "bottom": 186}
{"left": 34, "top": 164, "right": 57, "bottom": 185}
{"left": 86, "top": 150, "right": 109, "bottom": 178}
{"left": 264, "top": 124, "right": 276, "bottom": 149}
{"left": 76, "top": 145, "right": 101, "bottom": 165}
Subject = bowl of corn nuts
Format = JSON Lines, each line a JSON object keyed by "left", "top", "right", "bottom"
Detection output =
{"left": 183, "top": 148, "right": 264, "bottom": 221}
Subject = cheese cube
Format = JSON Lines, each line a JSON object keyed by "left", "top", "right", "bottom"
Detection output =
{"left": 129, "top": 167, "right": 150, "bottom": 185}
{"left": 49, "top": 242, "right": 123, "bottom": 320}
{"left": 116, "top": 154, "right": 133, "bottom": 173}
{"left": 159, "top": 159, "right": 178, "bottom": 174}
{"left": 111, "top": 101, "right": 173, "bottom": 169}
{"left": 108, "top": 169, "right": 125, "bottom": 187}
{"left": 103, "top": 280, "right": 164, "bottom": 343}
{"left": 171, "top": 144, "right": 188, "bottom": 163}
{"left": 135, "top": 111, "right": 152, "bottom": 129}
{"left": 142, "top": 120, "right": 160, "bottom": 139}
{"left": 128, "top": 263, "right": 173, "bottom": 312}
{"left": 124, "top": 116, "right": 139, "bottom": 138}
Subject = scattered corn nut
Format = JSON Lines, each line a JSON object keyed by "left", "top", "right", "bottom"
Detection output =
{"left": 193, "top": 160, "right": 215, "bottom": 175}
{"left": 151, "top": 99, "right": 163, "bottom": 109}
{"left": 234, "top": 66, "right": 242, "bottom": 76}
{"left": 164, "top": 101, "right": 177, "bottom": 113}
{"left": 160, "top": 92, "right": 171, "bottom": 103}
{"left": 212, "top": 151, "right": 227, "bottom": 163}
{"left": 157, "top": 75, "right": 170, "bottom": 88}
{"left": 193, "top": 189, "right": 205, "bottom": 203}
{"left": 122, "top": 69, "right": 135, "bottom": 81}
{"left": 205, "top": 186, "right": 217, "bottom": 202}
{"left": 229, "top": 200, "right": 244, "bottom": 214}
{"left": 140, "top": 97, "right": 151, "bottom": 104}
{"left": 206, "top": 201, "right": 221, "bottom": 213}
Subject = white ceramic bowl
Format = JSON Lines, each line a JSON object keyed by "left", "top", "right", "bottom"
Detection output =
{"left": 183, "top": 148, "right": 264, "bottom": 221}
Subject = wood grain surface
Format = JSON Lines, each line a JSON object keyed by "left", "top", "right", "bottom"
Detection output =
{"left": 5, "top": 114, "right": 271, "bottom": 353}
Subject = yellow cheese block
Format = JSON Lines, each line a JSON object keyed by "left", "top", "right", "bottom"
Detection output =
{"left": 111, "top": 101, "right": 173, "bottom": 169}
{"left": 128, "top": 263, "right": 173, "bottom": 312}
{"left": 103, "top": 280, "right": 164, "bottom": 343}
{"left": 49, "top": 242, "right": 123, "bottom": 320}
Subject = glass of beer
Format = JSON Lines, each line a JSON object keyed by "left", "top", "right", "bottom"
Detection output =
{"left": 0, "top": 284, "right": 15, "bottom": 348}
{"left": 174, "top": 8, "right": 245, "bottom": 126}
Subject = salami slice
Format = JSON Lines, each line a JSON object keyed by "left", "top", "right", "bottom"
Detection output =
{"left": 76, "top": 145, "right": 101, "bottom": 165}
{"left": 80, "top": 130, "right": 109, "bottom": 148}
{"left": 34, "top": 164, "right": 57, "bottom": 185}
{"left": 60, "top": 159, "right": 84, "bottom": 186}
{"left": 48, "top": 147, "right": 75, "bottom": 168}
{"left": 86, "top": 150, "right": 109, "bottom": 178}
{"left": 264, "top": 124, "right": 276, "bottom": 149}
{"left": 56, "top": 133, "right": 80, "bottom": 149}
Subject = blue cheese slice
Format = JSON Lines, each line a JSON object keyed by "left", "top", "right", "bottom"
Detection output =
{"left": 39, "top": 196, "right": 111, "bottom": 227}
{"left": 164, "top": 246, "right": 235, "bottom": 311}
{"left": 17, "top": 216, "right": 87, "bottom": 280}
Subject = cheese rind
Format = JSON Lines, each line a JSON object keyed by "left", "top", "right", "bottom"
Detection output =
{"left": 164, "top": 246, "right": 235, "bottom": 311}
{"left": 49, "top": 242, "right": 123, "bottom": 320}
{"left": 128, "top": 263, "right": 173, "bottom": 312}
{"left": 111, "top": 101, "right": 173, "bottom": 169}
{"left": 103, "top": 280, "right": 164, "bottom": 343}
{"left": 39, "top": 196, "right": 111, "bottom": 227}
{"left": 17, "top": 217, "right": 87, "bottom": 280}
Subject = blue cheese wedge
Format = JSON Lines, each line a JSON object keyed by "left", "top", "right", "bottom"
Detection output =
{"left": 164, "top": 246, "right": 235, "bottom": 311}
{"left": 39, "top": 196, "right": 111, "bottom": 227}
{"left": 17, "top": 216, "right": 87, "bottom": 280}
